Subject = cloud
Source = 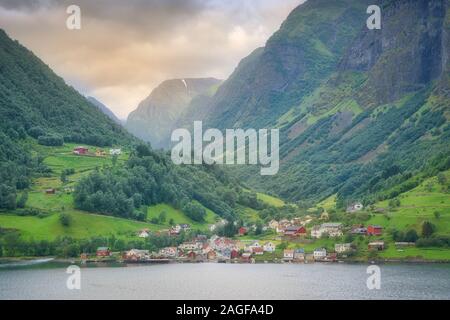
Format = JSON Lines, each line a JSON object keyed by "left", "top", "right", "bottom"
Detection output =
{"left": 0, "top": 0, "right": 302, "bottom": 119}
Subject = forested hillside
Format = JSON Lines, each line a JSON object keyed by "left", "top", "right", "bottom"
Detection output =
{"left": 189, "top": 0, "right": 450, "bottom": 207}
{"left": 0, "top": 29, "right": 256, "bottom": 225}
{"left": 0, "top": 28, "right": 136, "bottom": 211}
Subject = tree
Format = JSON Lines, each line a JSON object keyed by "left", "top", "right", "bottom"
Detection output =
{"left": 158, "top": 211, "right": 167, "bottom": 224}
{"left": 404, "top": 229, "right": 419, "bottom": 242}
{"left": 112, "top": 154, "right": 118, "bottom": 167}
{"left": 434, "top": 211, "right": 441, "bottom": 220}
{"left": 169, "top": 218, "right": 175, "bottom": 226}
{"left": 437, "top": 173, "right": 447, "bottom": 185}
{"left": 0, "top": 183, "right": 16, "bottom": 210}
{"left": 59, "top": 213, "right": 72, "bottom": 227}
{"left": 278, "top": 242, "right": 288, "bottom": 251}
{"left": 421, "top": 221, "right": 436, "bottom": 238}
{"left": 60, "top": 171, "right": 68, "bottom": 184}
{"left": 16, "top": 191, "right": 28, "bottom": 208}
{"left": 183, "top": 202, "right": 206, "bottom": 222}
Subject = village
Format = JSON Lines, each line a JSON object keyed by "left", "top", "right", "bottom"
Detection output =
{"left": 83, "top": 207, "right": 406, "bottom": 265}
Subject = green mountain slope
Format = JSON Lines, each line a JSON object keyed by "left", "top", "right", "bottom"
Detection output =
{"left": 193, "top": 0, "right": 450, "bottom": 207}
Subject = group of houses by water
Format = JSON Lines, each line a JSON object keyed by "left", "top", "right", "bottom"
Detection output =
{"left": 83, "top": 217, "right": 398, "bottom": 264}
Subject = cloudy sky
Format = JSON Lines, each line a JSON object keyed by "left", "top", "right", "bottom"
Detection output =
{"left": 0, "top": 0, "right": 302, "bottom": 119}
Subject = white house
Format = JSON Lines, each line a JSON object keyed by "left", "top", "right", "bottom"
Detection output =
{"left": 283, "top": 249, "right": 294, "bottom": 261}
{"left": 138, "top": 229, "right": 150, "bottom": 238}
{"left": 159, "top": 247, "right": 177, "bottom": 258}
{"left": 313, "top": 248, "right": 327, "bottom": 260}
{"left": 109, "top": 148, "right": 122, "bottom": 155}
{"left": 335, "top": 243, "right": 352, "bottom": 254}
{"left": 312, "top": 223, "right": 343, "bottom": 238}
{"left": 263, "top": 242, "right": 276, "bottom": 253}
{"left": 346, "top": 202, "right": 364, "bottom": 213}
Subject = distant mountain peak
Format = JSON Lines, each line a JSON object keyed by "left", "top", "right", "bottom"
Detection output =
{"left": 125, "top": 77, "right": 222, "bottom": 149}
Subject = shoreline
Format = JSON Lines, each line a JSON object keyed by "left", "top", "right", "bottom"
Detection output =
{"left": 2, "top": 256, "right": 450, "bottom": 268}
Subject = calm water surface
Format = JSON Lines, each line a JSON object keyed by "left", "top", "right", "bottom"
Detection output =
{"left": 0, "top": 262, "right": 449, "bottom": 299}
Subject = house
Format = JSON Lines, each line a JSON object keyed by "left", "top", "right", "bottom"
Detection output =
{"left": 248, "top": 241, "right": 261, "bottom": 250}
{"left": 263, "top": 242, "right": 276, "bottom": 253}
{"left": 284, "top": 226, "right": 307, "bottom": 237}
{"left": 335, "top": 243, "right": 352, "bottom": 254}
{"left": 159, "top": 247, "right": 177, "bottom": 258}
{"left": 187, "top": 251, "right": 197, "bottom": 261}
{"left": 252, "top": 247, "right": 264, "bottom": 255}
{"left": 325, "top": 253, "right": 337, "bottom": 262}
{"left": 367, "top": 225, "right": 383, "bottom": 236}
{"left": 138, "top": 229, "right": 150, "bottom": 238}
{"left": 395, "top": 242, "right": 415, "bottom": 248}
{"left": 320, "top": 212, "right": 329, "bottom": 221}
{"left": 180, "top": 224, "right": 191, "bottom": 231}
{"left": 268, "top": 220, "right": 279, "bottom": 230}
{"left": 179, "top": 241, "right": 201, "bottom": 251}
{"left": 241, "top": 252, "right": 252, "bottom": 263}
{"left": 368, "top": 241, "right": 385, "bottom": 251}
{"left": 45, "top": 188, "right": 56, "bottom": 195}
{"left": 207, "top": 250, "right": 217, "bottom": 260}
{"left": 95, "top": 149, "right": 106, "bottom": 157}
{"left": 109, "top": 148, "right": 122, "bottom": 155}
{"left": 195, "top": 234, "right": 208, "bottom": 243}
{"left": 73, "top": 146, "right": 88, "bottom": 155}
{"left": 283, "top": 249, "right": 294, "bottom": 261}
{"left": 96, "top": 247, "right": 111, "bottom": 257}
{"left": 169, "top": 225, "right": 181, "bottom": 236}
{"left": 294, "top": 249, "right": 305, "bottom": 262}
{"left": 346, "top": 202, "right": 364, "bottom": 213}
{"left": 313, "top": 248, "right": 327, "bottom": 261}
{"left": 238, "top": 227, "right": 248, "bottom": 236}
{"left": 312, "top": 223, "right": 343, "bottom": 238}
{"left": 351, "top": 226, "right": 368, "bottom": 235}
{"left": 230, "top": 249, "right": 240, "bottom": 259}
{"left": 311, "top": 226, "right": 322, "bottom": 239}
{"left": 124, "top": 249, "right": 149, "bottom": 261}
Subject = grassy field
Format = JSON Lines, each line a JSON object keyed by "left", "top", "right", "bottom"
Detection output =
{"left": 256, "top": 192, "right": 285, "bottom": 207}
{"left": 146, "top": 203, "right": 218, "bottom": 231}
{"left": 367, "top": 172, "right": 450, "bottom": 235}
{"left": 0, "top": 211, "right": 157, "bottom": 241}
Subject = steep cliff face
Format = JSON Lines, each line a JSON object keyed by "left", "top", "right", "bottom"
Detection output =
{"left": 126, "top": 78, "right": 221, "bottom": 149}
{"left": 191, "top": 0, "right": 449, "bottom": 204}
{"left": 204, "top": 0, "right": 372, "bottom": 130}
{"left": 341, "top": 0, "right": 447, "bottom": 106}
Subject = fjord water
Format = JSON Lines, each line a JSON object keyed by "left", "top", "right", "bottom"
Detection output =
{"left": 0, "top": 263, "right": 449, "bottom": 300}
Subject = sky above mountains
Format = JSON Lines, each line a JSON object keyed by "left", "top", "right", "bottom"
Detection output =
{"left": 0, "top": 0, "right": 302, "bottom": 119}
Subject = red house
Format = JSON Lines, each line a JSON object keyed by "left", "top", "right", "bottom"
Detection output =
{"left": 96, "top": 247, "right": 111, "bottom": 257}
{"left": 284, "top": 226, "right": 307, "bottom": 237}
{"left": 73, "top": 146, "right": 89, "bottom": 155}
{"left": 238, "top": 227, "right": 248, "bottom": 236}
{"left": 367, "top": 225, "right": 383, "bottom": 236}
{"left": 230, "top": 249, "right": 239, "bottom": 259}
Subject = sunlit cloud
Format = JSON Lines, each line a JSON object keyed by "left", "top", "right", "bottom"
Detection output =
{"left": 0, "top": 0, "right": 303, "bottom": 119}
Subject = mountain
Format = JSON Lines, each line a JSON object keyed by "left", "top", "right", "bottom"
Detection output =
{"left": 189, "top": 0, "right": 450, "bottom": 206}
{"left": 126, "top": 78, "right": 222, "bottom": 149}
{"left": 0, "top": 28, "right": 256, "bottom": 226}
{"left": 0, "top": 28, "right": 137, "bottom": 209}
{"left": 87, "top": 96, "right": 123, "bottom": 125}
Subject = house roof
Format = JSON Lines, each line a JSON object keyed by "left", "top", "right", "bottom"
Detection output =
{"left": 285, "top": 226, "right": 304, "bottom": 231}
{"left": 321, "top": 223, "right": 342, "bottom": 228}
{"left": 97, "top": 247, "right": 109, "bottom": 251}
{"left": 294, "top": 248, "right": 305, "bottom": 253}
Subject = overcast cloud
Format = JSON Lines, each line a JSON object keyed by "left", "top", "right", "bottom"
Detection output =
{"left": 0, "top": 0, "right": 302, "bottom": 119}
